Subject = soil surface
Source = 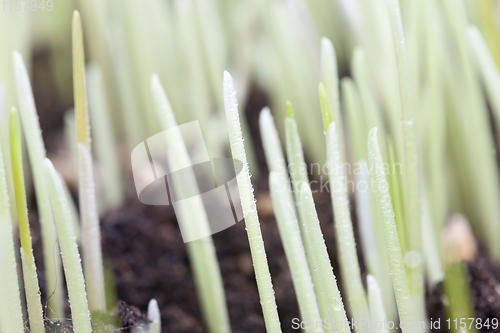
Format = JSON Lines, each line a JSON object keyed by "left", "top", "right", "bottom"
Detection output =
{"left": 101, "top": 177, "right": 344, "bottom": 333}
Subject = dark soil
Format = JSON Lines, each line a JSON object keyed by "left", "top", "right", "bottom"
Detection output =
{"left": 101, "top": 178, "right": 343, "bottom": 333}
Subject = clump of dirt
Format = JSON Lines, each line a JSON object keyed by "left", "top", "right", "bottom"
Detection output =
{"left": 468, "top": 256, "right": 500, "bottom": 321}
{"left": 118, "top": 300, "right": 150, "bottom": 331}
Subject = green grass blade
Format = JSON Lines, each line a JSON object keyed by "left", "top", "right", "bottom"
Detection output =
{"left": 72, "top": 10, "right": 90, "bottom": 149}
{"left": 321, "top": 37, "right": 344, "bottom": 159}
{"left": 284, "top": 102, "right": 331, "bottom": 331}
{"left": 107, "top": 25, "right": 145, "bottom": 149}
{"left": 368, "top": 127, "right": 416, "bottom": 333}
{"left": 13, "top": 51, "right": 64, "bottom": 318}
{"left": 78, "top": 144, "right": 106, "bottom": 312}
{"left": 284, "top": 102, "right": 308, "bottom": 218}
{"left": 0, "top": 82, "right": 18, "bottom": 223}
{"left": 299, "top": 182, "right": 350, "bottom": 333}
{"left": 223, "top": 71, "right": 282, "bottom": 333}
{"left": 387, "top": 0, "right": 423, "bottom": 279}
{"left": 355, "top": 161, "right": 397, "bottom": 322}
{"left": 73, "top": 11, "right": 106, "bottom": 312}
{"left": 467, "top": 25, "right": 500, "bottom": 147}
{"left": 44, "top": 158, "right": 92, "bottom": 333}
{"left": 58, "top": 170, "right": 81, "bottom": 245}
{"left": 72, "top": 11, "right": 90, "bottom": 149}
{"left": 269, "top": 172, "right": 323, "bottom": 332}
{"left": 367, "top": 275, "right": 389, "bottom": 333}
{"left": 152, "top": 74, "right": 230, "bottom": 333}
{"left": 387, "top": 139, "right": 407, "bottom": 256}
{"left": 387, "top": 0, "right": 426, "bottom": 326}
{"left": 259, "top": 106, "right": 294, "bottom": 209}
{"left": 87, "top": 64, "right": 124, "bottom": 211}
{"left": 319, "top": 83, "right": 332, "bottom": 133}
{"left": 327, "top": 122, "right": 369, "bottom": 330}
{"left": 341, "top": 78, "right": 365, "bottom": 162}
{"left": 0, "top": 110, "right": 24, "bottom": 333}
{"left": 420, "top": 181, "right": 443, "bottom": 287}
{"left": 10, "top": 107, "right": 45, "bottom": 333}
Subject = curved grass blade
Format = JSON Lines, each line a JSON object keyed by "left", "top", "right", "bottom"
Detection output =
{"left": 368, "top": 128, "right": 416, "bottom": 333}
{"left": 327, "top": 122, "right": 369, "bottom": 330}
{"left": 259, "top": 106, "right": 294, "bottom": 210}
{"left": 355, "top": 161, "right": 397, "bottom": 322}
{"left": 73, "top": 11, "right": 106, "bottom": 312}
{"left": 87, "top": 63, "right": 124, "bottom": 211}
{"left": 299, "top": 182, "right": 350, "bottom": 333}
{"left": 270, "top": 172, "right": 323, "bottom": 333}
{"left": 0, "top": 109, "right": 24, "bottom": 333}
{"left": 152, "top": 74, "right": 230, "bottom": 333}
{"left": 44, "top": 159, "right": 92, "bottom": 333}
{"left": 367, "top": 275, "right": 389, "bottom": 333}
{"left": 78, "top": 144, "right": 106, "bottom": 312}
{"left": 284, "top": 102, "right": 331, "bottom": 331}
{"left": 13, "top": 51, "right": 64, "bottom": 318}
{"left": 10, "top": 107, "right": 45, "bottom": 333}
{"left": 223, "top": 71, "right": 281, "bottom": 333}
{"left": 321, "top": 37, "right": 344, "bottom": 159}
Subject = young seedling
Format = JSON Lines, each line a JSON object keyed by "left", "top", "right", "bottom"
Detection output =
{"left": 13, "top": 51, "right": 64, "bottom": 318}
{"left": 283, "top": 102, "right": 332, "bottom": 330}
{"left": 259, "top": 106, "right": 294, "bottom": 210}
{"left": 368, "top": 127, "right": 416, "bottom": 333}
{"left": 58, "top": 169, "right": 81, "bottom": 245}
{"left": 284, "top": 102, "right": 308, "bottom": 217}
{"left": 355, "top": 161, "right": 396, "bottom": 321}
{"left": 442, "top": 214, "right": 478, "bottom": 333}
{"left": 0, "top": 111, "right": 24, "bottom": 333}
{"left": 86, "top": 63, "right": 124, "bottom": 212}
{"left": 467, "top": 26, "right": 500, "bottom": 147}
{"left": 320, "top": 37, "right": 344, "bottom": 159}
{"left": 341, "top": 78, "right": 365, "bottom": 162}
{"left": 151, "top": 74, "right": 230, "bottom": 333}
{"left": 73, "top": 10, "right": 106, "bottom": 312}
{"left": 223, "top": 71, "right": 282, "bottom": 333}
{"left": 367, "top": 275, "right": 389, "bottom": 333}
{"left": 387, "top": 0, "right": 427, "bottom": 326}
{"left": 299, "top": 182, "right": 350, "bottom": 333}
{"left": 77, "top": 143, "right": 106, "bottom": 311}
{"left": 147, "top": 299, "right": 161, "bottom": 333}
{"left": 44, "top": 158, "right": 92, "bottom": 333}
{"left": 269, "top": 172, "right": 323, "bottom": 333}
{"left": 387, "top": 0, "right": 423, "bottom": 279}
{"left": 348, "top": 52, "right": 397, "bottom": 319}
{"left": 0, "top": 82, "right": 18, "bottom": 223}
{"left": 321, "top": 80, "right": 370, "bottom": 329}
{"left": 10, "top": 107, "right": 45, "bottom": 333}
